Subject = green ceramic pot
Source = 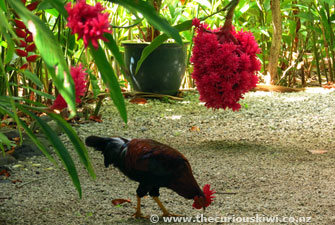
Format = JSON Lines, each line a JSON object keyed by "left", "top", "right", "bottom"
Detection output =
{"left": 122, "top": 42, "right": 188, "bottom": 96}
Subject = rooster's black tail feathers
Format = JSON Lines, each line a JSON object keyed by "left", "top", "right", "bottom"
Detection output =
{"left": 85, "top": 136, "right": 111, "bottom": 152}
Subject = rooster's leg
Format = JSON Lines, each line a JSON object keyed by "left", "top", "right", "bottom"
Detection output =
{"left": 132, "top": 195, "right": 147, "bottom": 218}
{"left": 152, "top": 196, "right": 182, "bottom": 217}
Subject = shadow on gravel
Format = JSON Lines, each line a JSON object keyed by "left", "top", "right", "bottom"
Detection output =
{"left": 194, "top": 139, "right": 279, "bottom": 154}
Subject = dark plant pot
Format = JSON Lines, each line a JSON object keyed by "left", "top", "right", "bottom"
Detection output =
{"left": 122, "top": 42, "right": 188, "bottom": 96}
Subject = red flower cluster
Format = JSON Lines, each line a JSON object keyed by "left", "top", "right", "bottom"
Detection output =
{"left": 191, "top": 19, "right": 261, "bottom": 111}
{"left": 65, "top": 0, "right": 112, "bottom": 49}
{"left": 51, "top": 64, "right": 87, "bottom": 110}
{"left": 14, "top": 0, "right": 40, "bottom": 69}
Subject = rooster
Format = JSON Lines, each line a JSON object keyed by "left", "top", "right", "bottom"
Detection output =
{"left": 85, "top": 136, "right": 215, "bottom": 218}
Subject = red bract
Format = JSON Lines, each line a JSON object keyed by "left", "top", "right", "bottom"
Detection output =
{"left": 25, "top": 34, "right": 33, "bottom": 42}
{"left": 17, "top": 40, "right": 27, "bottom": 47}
{"left": 14, "top": 19, "right": 26, "bottom": 29}
{"left": 51, "top": 64, "right": 87, "bottom": 110}
{"left": 21, "top": 0, "right": 26, "bottom": 5}
{"left": 15, "top": 49, "right": 28, "bottom": 57}
{"left": 25, "top": 43, "right": 36, "bottom": 52}
{"left": 15, "top": 28, "right": 26, "bottom": 38}
{"left": 26, "top": 55, "right": 38, "bottom": 62}
{"left": 27, "top": 1, "right": 39, "bottom": 11}
{"left": 191, "top": 21, "right": 261, "bottom": 111}
{"left": 65, "top": 0, "right": 112, "bottom": 49}
{"left": 20, "top": 63, "right": 28, "bottom": 70}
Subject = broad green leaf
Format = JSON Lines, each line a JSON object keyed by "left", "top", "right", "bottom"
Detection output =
{"left": 42, "top": 0, "right": 68, "bottom": 18}
{"left": 88, "top": 72, "right": 100, "bottom": 99}
{"left": 135, "top": 20, "right": 192, "bottom": 74}
{"left": 108, "top": 0, "right": 182, "bottom": 45}
{"left": 9, "top": 83, "right": 55, "bottom": 100}
{"left": 25, "top": 86, "right": 55, "bottom": 100}
{"left": 17, "top": 105, "right": 82, "bottom": 198}
{"left": 3, "top": 32, "right": 14, "bottom": 64}
{"left": 296, "top": 12, "right": 315, "bottom": 22}
{"left": 0, "top": 10, "right": 16, "bottom": 38}
{"left": 47, "top": 113, "right": 96, "bottom": 179}
{"left": 44, "top": 8, "right": 60, "bottom": 17}
{"left": 0, "top": 133, "right": 13, "bottom": 149}
{"left": 0, "top": 99, "right": 56, "bottom": 165}
{"left": 0, "top": 0, "right": 6, "bottom": 13}
{"left": 194, "top": 0, "right": 212, "bottom": 9}
{"left": 0, "top": 10, "right": 15, "bottom": 64}
{"left": 104, "top": 33, "right": 128, "bottom": 75}
{"left": 22, "top": 70, "right": 44, "bottom": 89}
{"left": 8, "top": 0, "right": 76, "bottom": 117}
{"left": 89, "top": 43, "right": 127, "bottom": 123}
{"left": 135, "top": 34, "right": 169, "bottom": 75}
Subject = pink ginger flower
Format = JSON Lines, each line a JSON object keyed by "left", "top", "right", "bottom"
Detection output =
{"left": 191, "top": 20, "right": 261, "bottom": 111}
{"left": 51, "top": 64, "right": 87, "bottom": 110}
{"left": 65, "top": 0, "right": 112, "bottom": 49}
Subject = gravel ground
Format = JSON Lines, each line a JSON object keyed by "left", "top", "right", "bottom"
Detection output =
{"left": 1, "top": 89, "right": 335, "bottom": 225}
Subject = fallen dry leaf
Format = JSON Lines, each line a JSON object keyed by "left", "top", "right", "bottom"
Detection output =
{"left": 112, "top": 199, "right": 132, "bottom": 206}
{"left": 11, "top": 179, "right": 22, "bottom": 184}
{"left": 89, "top": 115, "right": 103, "bottom": 123}
{"left": 307, "top": 149, "right": 328, "bottom": 154}
{"left": 190, "top": 126, "right": 200, "bottom": 132}
{"left": 12, "top": 137, "right": 20, "bottom": 142}
{"left": 0, "top": 169, "right": 10, "bottom": 177}
{"left": 130, "top": 98, "right": 147, "bottom": 105}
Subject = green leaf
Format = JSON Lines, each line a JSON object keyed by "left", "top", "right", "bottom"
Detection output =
{"left": 9, "top": 83, "right": 55, "bottom": 100}
{"left": 0, "top": 99, "right": 56, "bottom": 165}
{"left": 89, "top": 44, "right": 127, "bottom": 123}
{"left": 25, "top": 86, "right": 55, "bottom": 100}
{"left": 8, "top": 0, "right": 76, "bottom": 117}
{"left": 47, "top": 113, "right": 96, "bottom": 179}
{"left": 194, "top": 0, "right": 212, "bottom": 9}
{"left": 22, "top": 70, "right": 44, "bottom": 89}
{"left": 103, "top": 33, "right": 128, "bottom": 75}
{"left": 0, "top": 0, "right": 6, "bottom": 13}
{"left": 135, "top": 34, "right": 169, "bottom": 75}
{"left": 42, "top": 0, "right": 68, "bottom": 18}
{"left": 135, "top": 20, "right": 192, "bottom": 74}
{"left": 0, "top": 10, "right": 17, "bottom": 39}
{"left": 3, "top": 32, "right": 14, "bottom": 64}
{"left": 88, "top": 72, "right": 100, "bottom": 99}
{"left": 296, "top": 12, "right": 315, "bottom": 22}
{"left": 17, "top": 105, "right": 82, "bottom": 198}
{"left": 108, "top": 0, "right": 182, "bottom": 45}
{"left": 0, "top": 133, "right": 13, "bottom": 149}
{"left": 0, "top": 10, "right": 15, "bottom": 64}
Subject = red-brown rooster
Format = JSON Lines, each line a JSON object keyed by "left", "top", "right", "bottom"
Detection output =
{"left": 85, "top": 136, "right": 215, "bottom": 218}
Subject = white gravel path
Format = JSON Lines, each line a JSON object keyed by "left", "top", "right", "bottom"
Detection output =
{"left": 1, "top": 89, "right": 334, "bottom": 225}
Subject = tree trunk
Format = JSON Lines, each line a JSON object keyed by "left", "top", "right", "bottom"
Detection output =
{"left": 266, "top": 0, "right": 282, "bottom": 84}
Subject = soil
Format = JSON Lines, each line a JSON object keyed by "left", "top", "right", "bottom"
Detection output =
{"left": 0, "top": 89, "right": 334, "bottom": 225}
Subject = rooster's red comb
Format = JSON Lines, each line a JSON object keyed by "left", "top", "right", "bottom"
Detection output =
{"left": 203, "top": 184, "right": 216, "bottom": 207}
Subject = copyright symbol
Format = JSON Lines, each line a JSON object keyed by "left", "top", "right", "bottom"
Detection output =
{"left": 150, "top": 214, "right": 159, "bottom": 223}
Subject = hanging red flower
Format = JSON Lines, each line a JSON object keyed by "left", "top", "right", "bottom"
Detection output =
{"left": 25, "top": 34, "right": 33, "bottom": 42}
{"left": 65, "top": 0, "right": 112, "bottom": 49}
{"left": 15, "top": 28, "right": 26, "bottom": 38}
{"left": 17, "top": 40, "right": 27, "bottom": 47}
{"left": 20, "top": 63, "right": 28, "bottom": 70}
{"left": 15, "top": 49, "right": 28, "bottom": 57}
{"left": 14, "top": 19, "right": 26, "bottom": 29}
{"left": 191, "top": 20, "right": 261, "bottom": 111}
{"left": 26, "top": 54, "right": 39, "bottom": 62}
{"left": 25, "top": 43, "right": 36, "bottom": 52}
{"left": 51, "top": 64, "right": 87, "bottom": 110}
{"left": 27, "top": 1, "right": 39, "bottom": 11}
